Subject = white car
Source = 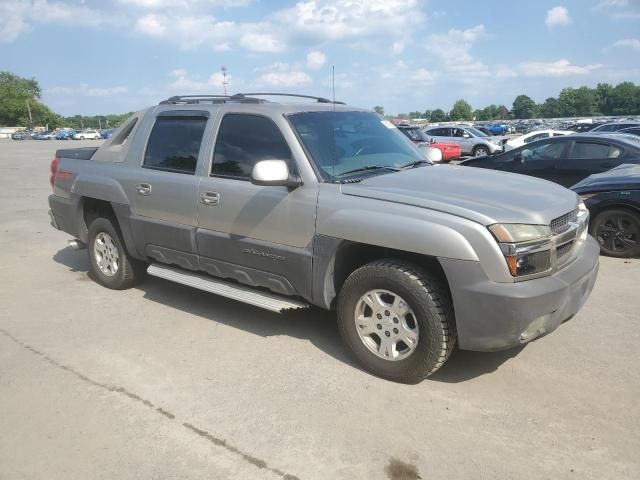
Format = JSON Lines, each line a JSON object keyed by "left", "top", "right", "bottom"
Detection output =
{"left": 73, "top": 130, "right": 101, "bottom": 140}
{"left": 503, "top": 130, "right": 573, "bottom": 151}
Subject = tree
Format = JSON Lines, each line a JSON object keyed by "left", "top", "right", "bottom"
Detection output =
{"left": 495, "top": 105, "right": 510, "bottom": 120}
{"left": 373, "top": 106, "right": 385, "bottom": 115}
{"left": 608, "top": 82, "right": 640, "bottom": 115}
{"left": 430, "top": 108, "right": 447, "bottom": 122}
{"left": 0, "top": 71, "right": 50, "bottom": 127}
{"left": 512, "top": 94, "right": 538, "bottom": 119}
{"left": 449, "top": 99, "right": 473, "bottom": 121}
{"left": 539, "top": 97, "right": 561, "bottom": 118}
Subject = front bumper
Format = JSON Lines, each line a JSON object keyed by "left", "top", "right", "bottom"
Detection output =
{"left": 439, "top": 235, "right": 600, "bottom": 351}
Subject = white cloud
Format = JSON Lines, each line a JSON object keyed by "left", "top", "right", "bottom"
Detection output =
{"left": 0, "top": 0, "right": 120, "bottom": 42}
{"left": 46, "top": 84, "right": 128, "bottom": 97}
{"left": 408, "top": 68, "right": 435, "bottom": 85}
{"left": 592, "top": 0, "right": 640, "bottom": 19}
{"left": 135, "top": 14, "right": 167, "bottom": 36}
{"left": 257, "top": 64, "right": 312, "bottom": 87}
{"left": 275, "top": 0, "right": 424, "bottom": 41}
{"left": 306, "top": 50, "right": 327, "bottom": 69}
{"left": 545, "top": 6, "right": 572, "bottom": 28}
{"left": 117, "top": 0, "right": 252, "bottom": 9}
{"left": 169, "top": 70, "right": 232, "bottom": 93}
{"left": 609, "top": 38, "right": 640, "bottom": 51}
{"left": 425, "top": 25, "right": 490, "bottom": 78}
{"left": 239, "top": 30, "right": 284, "bottom": 53}
{"left": 518, "top": 59, "right": 604, "bottom": 77}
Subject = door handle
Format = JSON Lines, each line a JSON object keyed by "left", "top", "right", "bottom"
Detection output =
{"left": 201, "top": 191, "right": 219, "bottom": 206}
{"left": 137, "top": 183, "right": 152, "bottom": 196}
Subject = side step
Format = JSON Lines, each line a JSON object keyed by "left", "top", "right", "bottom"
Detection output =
{"left": 147, "top": 263, "right": 309, "bottom": 313}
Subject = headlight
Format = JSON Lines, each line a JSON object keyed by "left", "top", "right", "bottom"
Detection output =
{"left": 489, "top": 224, "right": 552, "bottom": 277}
{"left": 489, "top": 224, "right": 551, "bottom": 243}
{"left": 489, "top": 139, "right": 499, "bottom": 145}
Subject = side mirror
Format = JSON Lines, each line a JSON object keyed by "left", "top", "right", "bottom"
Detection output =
{"left": 463, "top": 133, "right": 471, "bottom": 138}
{"left": 251, "top": 160, "right": 301, "bottom": 188}
{"left": 418, "top": 144, "right": 443, "bottom": 162}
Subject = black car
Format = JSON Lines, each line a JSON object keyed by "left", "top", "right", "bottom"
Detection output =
{"left": 459, "top": 134, "right": 640, "bottom": 187}
{"left": 565, "top": 123, "right": 602, "bottom": 133}
{"left": 572, "top": 164, "right": 640, "bottom": 257}
{"left": 619, "top": 126, "right": 640, "bottom": 137}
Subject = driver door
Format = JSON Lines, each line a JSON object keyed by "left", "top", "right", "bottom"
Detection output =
{"left": 196, "top": 112, "right": 318, "bottom": 299}
{"left": 502, "top": 139, "right": 569, "bottom": 182}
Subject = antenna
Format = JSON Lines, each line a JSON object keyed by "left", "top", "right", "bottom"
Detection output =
{"left": 331, "top": 65, "right": 337, "bottom": 181}
{"left": 221, "top": 66, "right": 229, "bottom": 95}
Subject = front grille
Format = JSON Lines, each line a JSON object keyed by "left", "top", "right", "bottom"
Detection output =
{"left": 556, "top": 241, "right": 574, "bottom": 261}
{"left": 550, "top": 208, "right": 579, "bottom": 235}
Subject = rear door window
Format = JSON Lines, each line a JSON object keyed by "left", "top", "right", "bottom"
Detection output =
{"left": 211, "top": 114, "right": 293, "bottom": 180}
{"left": 143, "top": 116, "right": 207, "bottom": 174}
{"left": 568, "top": 141, "right": 619, "bottom": 159}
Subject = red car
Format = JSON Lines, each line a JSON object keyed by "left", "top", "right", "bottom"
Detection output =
{"left": 397, "top": 126, "right": 461, "bottom": 162}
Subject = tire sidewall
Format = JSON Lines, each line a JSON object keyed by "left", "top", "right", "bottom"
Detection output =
{"left": 88, "top": 217, "right": 130, "bottom": 288}
{"left": 474, "top": 146, "right": 489, "bottom": 157}
{"left": 338, "top": 264, "right": 447, "bottom": 382}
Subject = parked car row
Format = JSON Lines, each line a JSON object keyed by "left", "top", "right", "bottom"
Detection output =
{"left": 10, "top": 128, "right": 115, "bottom": 140}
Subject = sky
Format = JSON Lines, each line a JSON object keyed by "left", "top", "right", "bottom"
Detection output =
{"left": 1, "top": 0, "right": 640, "bottom": 116}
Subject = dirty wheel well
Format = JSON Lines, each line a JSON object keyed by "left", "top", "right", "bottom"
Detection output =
{"left": 82, "top": 197, "right": 116, "bottom": 232}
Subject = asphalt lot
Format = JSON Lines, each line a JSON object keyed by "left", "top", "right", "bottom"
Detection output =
{"left": 1, "top": 139, "right": 639, "bottom": 480}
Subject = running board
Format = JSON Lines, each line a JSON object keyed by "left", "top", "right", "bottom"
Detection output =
{"left": 147, "top": 263, "right": 309, "bottom": 313}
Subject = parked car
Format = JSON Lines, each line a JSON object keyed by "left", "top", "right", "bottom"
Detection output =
{"left": 504, "top": 130, "right": 574, "bottom": 151}
{"left": 100, "top": 129, "right": 115, "bottom": 139}
{"left": 48, "top": 93, "right": 598, "bottom": 383}
{"left": 73, "top": 129, "right": 101, "bottom": 140}
{"left": 565, "top": 123, "right": 603, "bottom": 133}
{"left": 590, "top": 122, "right": 640, "bottom": 133}
{"left": 55, "top": 129, "right": 76, "bottom": 140}
{"left": 618, "top": 127, "right": 640, "bottom": 137}
{"left": 11, "top": 130, "right": 33, "bottom": 140}
{"left": 397, "top": 126, "right": 461, "bottom": 161}
{"left": 33, "top": 131, "right": 53, "bottom": 140}
{"left": 486, "top": 123, "right": 509, "bottom": 136}
{"left": 460, "top": 134, "right": 640, "bottom": 187}
{"left": 423, "top": 124, "right": 503, "bottom": 157}
{"left": 572, "top": 164, "right": 640, "bottom": 257}
{"left": 473, "top": 125, "right": 492, "bottom": 136}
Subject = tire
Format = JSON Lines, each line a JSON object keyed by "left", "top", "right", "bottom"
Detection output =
{"left": 87, "top": 217, "right": 145, "bottom": 289}
{"left": 337, "top": 260, "right": 456, "bottom": 384}
{"left": 473, "top": 145, "right": 489, "bottom": 157}
{"left": 590, "top": 208, "right": 640, "bottom": 258}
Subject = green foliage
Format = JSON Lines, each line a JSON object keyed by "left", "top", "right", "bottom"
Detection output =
{"left": 429, "top": 108, "right": 448, "bottom": 122}
{"left": 449, "top": 99, "right": 473, "bottom": 121}
{"left": 60, "top": 113, "right": 133, "bottom": 130}
{"left": 512, "top": 95, "right": 538, "bottom": 119}
{"left": 373, "top": 105, "right": 385, "bottom": 115}
{"left": 0, "top": 71, "right": 55, "bottom": 127}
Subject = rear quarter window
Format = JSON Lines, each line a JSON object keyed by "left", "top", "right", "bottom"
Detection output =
{"left": 143, "top": 116, "right": 207, "bottom": 174}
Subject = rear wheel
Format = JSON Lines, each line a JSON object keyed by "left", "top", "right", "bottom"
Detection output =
{"left": 88, "top": 217, "right": 145, "bottom": 289}
{"left": 591, "top": 208, "right": 640, "bottom": 257}
{"left": 337, "top": 260, "right": 456, "bottom": 383}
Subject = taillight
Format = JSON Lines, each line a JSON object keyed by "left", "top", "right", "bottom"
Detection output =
{"left": 50, "top": 157, "right": 59, "bottom": 187}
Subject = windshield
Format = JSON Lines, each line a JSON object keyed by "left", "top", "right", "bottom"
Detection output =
{"left": 465, "top": 126, "right": 488, "bottom": 137}
{"left": 401, "top": 128, "right": 429, "bottom": 142}
{"left": 288, "top": 111, "right": 425, "bottom": 181}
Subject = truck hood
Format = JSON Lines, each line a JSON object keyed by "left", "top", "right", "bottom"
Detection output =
{"left": 340, "top": 165, "right": 579, "bottom": 226}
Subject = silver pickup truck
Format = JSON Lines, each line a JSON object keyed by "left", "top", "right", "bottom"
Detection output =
{"left": 48, "top": 93, "right": 599, "bottom": 383}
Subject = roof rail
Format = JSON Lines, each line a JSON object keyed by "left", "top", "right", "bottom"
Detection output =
{"left": 159, "top": 92, "right": 345, "bottom": 105}
{"left": 236, "top": 93, "right": 345, "bottom": 104}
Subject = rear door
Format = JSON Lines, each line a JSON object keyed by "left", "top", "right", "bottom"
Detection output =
{"left": 195, "top": 111, "right": 318, "bottom": 299}
{"left": 122, "top": 110, "right": 210, "bottom": 268}
{"left": 556, "top": 140, "right": 626, "bottom": 187}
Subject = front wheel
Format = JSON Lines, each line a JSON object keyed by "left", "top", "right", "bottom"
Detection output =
{"left": 591, "top": 208, "right": 640, "bottom": 257}
{"left": 87, "top": 217, "right": 145, "bottom": 289}
{"left": 337, "top": 260, "right": 456, "bottom": 383}
{"left": 473, "top": 145, "right": 489, "bottom": 157}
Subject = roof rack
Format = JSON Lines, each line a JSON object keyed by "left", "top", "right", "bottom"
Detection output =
{"left": 159, "top": 92, "right": 345, "bottom": 105}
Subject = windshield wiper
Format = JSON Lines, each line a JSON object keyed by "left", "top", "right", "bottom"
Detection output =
{"left": 336, "top": 165, "right": 401, "bottom": 177}
{"left": 401, "top": 159, "right": 432, "bottom": 169}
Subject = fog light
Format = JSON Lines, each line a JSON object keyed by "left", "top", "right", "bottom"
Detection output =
{"left": 520, "top": 313, "right": 554, "bottom": 342}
